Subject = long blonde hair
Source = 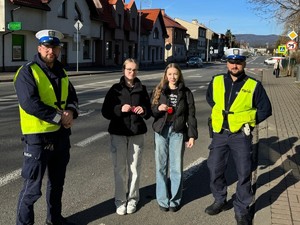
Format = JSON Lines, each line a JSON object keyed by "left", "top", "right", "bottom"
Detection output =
{"left": 152, "top": 63, "right": 184, "bottom": 105}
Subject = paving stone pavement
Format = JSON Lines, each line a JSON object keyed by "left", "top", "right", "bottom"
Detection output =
{"left": 254, "top": 69, "right": 300, "bottom": 225}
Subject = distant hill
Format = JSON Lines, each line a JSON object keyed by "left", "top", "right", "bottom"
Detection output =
{"left": 235, "top": 34, "right": 280, "bottom": 48}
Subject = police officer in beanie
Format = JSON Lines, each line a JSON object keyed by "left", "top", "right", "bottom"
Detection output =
{"left": 205, "top": 49, "right": 272, "bottom": 225}
{"left": 14, "top": 29, "right": 79, "bottom": 225}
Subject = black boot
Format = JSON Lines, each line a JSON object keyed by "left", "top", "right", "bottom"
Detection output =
{"left": 235, "top": 214, "right": 252, "bottom": 225}
{"left": 205, "top": 201, "right": 228, "bottom": 215}
{"left": 45, "top": 216, "right": 76, "bottom": 225}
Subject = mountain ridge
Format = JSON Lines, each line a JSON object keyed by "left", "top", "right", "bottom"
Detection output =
{"left": 235, "top": 34, "right": 280, "bottom": 48}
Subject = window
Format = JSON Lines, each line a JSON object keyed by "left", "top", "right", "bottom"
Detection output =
{"left": 153, "top": 28, "right": 159, "bottom": 39}
{"left": 174, "top": 31, "right": 177, "bottom": 40}
{"left": 58, "top": 0, "right": 66, "bottom": 18}
{"left": 74, "top": 3, "right": 82, "bottom": 21}
{"left": 12, "top": 34, "right": 24, "bottom": 61}
{"left": 105, "top": 41, "right": 112, "bottom": 59}
{"left": 142, "top": 46, "right": 145, "bottom": 60}
{"left": 118, "top": 14, "right": 122, "bottom": 28}
{"left": 148, "top": 46, "right": 151, "bottom": 60}
{"left": 83, "top": 40, "right": 90, "bottom": 59}
{"left": 160, "top": 47, "right": 163, "bottom": 59}
{"left": 132, "top": 18, "right": 136, "bottom": 31}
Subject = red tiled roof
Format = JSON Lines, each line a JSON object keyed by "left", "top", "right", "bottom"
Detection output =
{"left": 139, "top": 8, "right": 168, "bottom": 37}
{"left": 162, "top": 12, "right": 187, "bottom": 31}
{"left": 10, "top": 0, "right": 51, "bottom": 11}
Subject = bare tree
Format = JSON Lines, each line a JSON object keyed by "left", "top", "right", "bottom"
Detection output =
{"left": 248, "top": 0, "right": 300, "bottom": 30}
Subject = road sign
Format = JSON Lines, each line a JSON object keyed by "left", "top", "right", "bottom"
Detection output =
{"left": 278, "top": 45, "right": 287, "bottom": 54}
{"left": 288, "top": 30, "right": 298, "bottom": 40}
{"left": 8, "top": 22, "right": 22, "bottom": 31}
{"left": 286, "top": 40, "right": 297, "bottom": 50}
{"left": 74, "top": 20, "right": 83, "bottom": 31}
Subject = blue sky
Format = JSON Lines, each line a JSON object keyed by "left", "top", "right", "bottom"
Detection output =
{"left": 134, "top": 0, "right": 283, "bottom": 35}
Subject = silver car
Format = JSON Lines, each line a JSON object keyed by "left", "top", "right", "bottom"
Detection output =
{"left": 186, "top": 57, "right": 203, "bottom": 68}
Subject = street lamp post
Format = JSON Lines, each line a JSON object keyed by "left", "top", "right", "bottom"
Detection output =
{"left": 206, "top": 19, "right": 216, "bottom": 62}
{"left": 137, "top": 1, "right": 142, "bottom": 63}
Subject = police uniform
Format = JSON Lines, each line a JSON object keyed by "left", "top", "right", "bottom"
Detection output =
{"left": 205, "top": 52, "right": 272, "bottom": 224}
{"left": 14, "top": 30, "right": 78, "bottom": 225}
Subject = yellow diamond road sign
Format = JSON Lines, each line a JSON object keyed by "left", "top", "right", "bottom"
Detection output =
{"left": 288, "top": 31, "right": 298, "bottom": 40}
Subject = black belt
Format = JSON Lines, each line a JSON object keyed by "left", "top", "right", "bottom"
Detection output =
{"left": 220, "top": 128, "right": 241, "bottom": 134}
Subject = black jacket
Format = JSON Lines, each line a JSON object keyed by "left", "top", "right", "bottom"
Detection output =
{"left": 151, "top": 82, "right": 198, "bottom": 141}
{"left": 102, "top": 76, "right": 151, "bottom": 136}
{"left": 206, "top": 72, "right": 272, "bottom": 129}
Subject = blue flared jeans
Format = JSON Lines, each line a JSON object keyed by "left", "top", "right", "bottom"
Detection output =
{"left": 154, "top": 124, "right": 184, "bottom": 208}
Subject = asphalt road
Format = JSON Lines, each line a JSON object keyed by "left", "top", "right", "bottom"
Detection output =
{"left": 0, "top": 58, "right": 268, "bottom": 225}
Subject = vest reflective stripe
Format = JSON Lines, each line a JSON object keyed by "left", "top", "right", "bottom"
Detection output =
{"left": 211, "top": 75, "right": 257, "bottom": 133}
{"left": 15, "top": 64, "right": 69, "bottom": 134}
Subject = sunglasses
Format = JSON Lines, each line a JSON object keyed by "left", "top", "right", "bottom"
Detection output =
{"left": 227, "top": 59, "right": 244, "bottom": 65}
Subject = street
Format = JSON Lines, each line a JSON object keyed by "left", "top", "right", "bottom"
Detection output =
{"left": 0, "top": 57, "right": 268, "bottom": 225}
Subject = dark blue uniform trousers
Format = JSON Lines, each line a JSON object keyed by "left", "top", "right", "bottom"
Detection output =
{"left": 207, "top": 130, "right": 253, "bottom": 216}
{"left": 16, "top": 135, "right": 70, "bottom": 225}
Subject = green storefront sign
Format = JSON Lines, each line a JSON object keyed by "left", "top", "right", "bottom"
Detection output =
{"left": 8, "top": 22, "right": 22, "bottom": 31}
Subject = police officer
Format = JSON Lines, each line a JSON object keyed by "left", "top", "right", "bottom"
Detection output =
{"left": 205, "top": 50, "right": 272, "bottom": 225}
{"left": 14, "top": 29, "right": 79, "bottom": 225}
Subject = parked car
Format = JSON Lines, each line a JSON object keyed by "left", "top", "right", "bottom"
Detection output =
{"left": 264, "top": 57, "right": 285, "bottom": 65}
{"left": 186, "top": 57, "right": 203, "bottom": 68}
{"left": 220, "top": 55, "right": 227, "bottom": 63}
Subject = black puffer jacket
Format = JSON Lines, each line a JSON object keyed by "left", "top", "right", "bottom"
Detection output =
{"left": 102, "top": 76, "right": 151, "bottom": 136}
{"left": 151, "top": 82, "right": 198, "bottom": 140}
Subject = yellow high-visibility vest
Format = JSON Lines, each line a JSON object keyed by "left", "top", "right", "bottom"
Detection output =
{"left": 211, "top": 75, "right": 257, "bottom": 133}
{"left": 14, "top": 64, "right": 69, "bottom": 134}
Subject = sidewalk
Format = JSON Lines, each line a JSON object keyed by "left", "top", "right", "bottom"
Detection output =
{"left": 254, "top": 70, "right": 300, "bottom": 225}
{"left": 1, "top": 66, "right": 300, "bottom": 225}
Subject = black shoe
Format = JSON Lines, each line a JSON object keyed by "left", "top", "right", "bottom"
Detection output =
{"left": 235, "top": 214, "right": 252, "bottom": 225}
{"left": 205, "top": 201, "right": 228, "bottom": 215}
{"left": 169, "top": 205, "right": 181, "bottom": 212}
{"left": 45, "top": 217, "right": 76, "bottom": 225}
{"left": 159, "top": 205, "right": 169, "bottom": 212}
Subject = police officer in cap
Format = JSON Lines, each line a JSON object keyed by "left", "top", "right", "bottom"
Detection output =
{"left": 14, "top": 29, "right": 79, "bottom": 225}
{"left": 205, "top": 50, "right": 272, "bottom": 225}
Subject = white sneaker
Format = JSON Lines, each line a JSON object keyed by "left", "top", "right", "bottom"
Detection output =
{"left": 127, "top": 201, "right": 137, "bottom": 214}
{"left": 116, "top": 204, "right": 127, "bottom": 215}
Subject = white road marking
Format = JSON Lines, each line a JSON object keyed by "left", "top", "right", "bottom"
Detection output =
{"left": 74, "top": 132, "right": 109, "bottom": 147}
{"left": 0, "top": 169, "right": 21, "bottom": 187}
{"left": 183, "top": 157, "right": 207, "bottom": 181}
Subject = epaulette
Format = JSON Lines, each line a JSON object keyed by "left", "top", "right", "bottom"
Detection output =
{"left": 25, "top": 61, "right": 35, "bottom": 67}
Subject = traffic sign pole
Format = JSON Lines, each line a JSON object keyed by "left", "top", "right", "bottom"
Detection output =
{"left": 74, "top": 20, "right": 83, "bottom": 72}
